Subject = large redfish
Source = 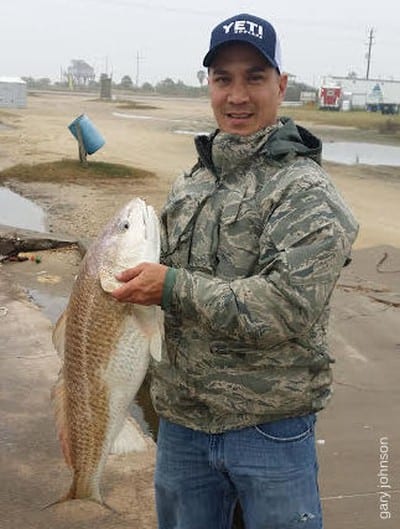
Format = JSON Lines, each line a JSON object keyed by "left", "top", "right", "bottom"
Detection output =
{"left": 51, "top": 197, "right": 162, "bottom": 506}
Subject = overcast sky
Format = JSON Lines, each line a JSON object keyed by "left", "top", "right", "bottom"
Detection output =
{"left": 1, "top": 0, "right": 399, "bottom": 87}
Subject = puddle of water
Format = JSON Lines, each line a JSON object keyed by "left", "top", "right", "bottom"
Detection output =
{"left": 174, "top": 129, "right": 211, "bottom": 136}
{"left": 323, "top": 141, "right": 400, "bottom": 166}
{"left": 113, "top": 111, "right": 185, "bottom": 123}
{"left": 170, "top": 125, "right": 400, "bottom": 167}
{"left": 27, "top": 288, "right": 68, "bottom": 325}
{"left": 0, "top": 187, "right": 46, "bottom": 232}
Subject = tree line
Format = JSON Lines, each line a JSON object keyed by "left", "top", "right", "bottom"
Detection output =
{"left": 22, "top": 74, "right": 315, "bottom": 101}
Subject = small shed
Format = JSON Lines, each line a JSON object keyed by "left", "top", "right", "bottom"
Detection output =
{"left": 0, "top": 77, "right": 27, "bottom": 108}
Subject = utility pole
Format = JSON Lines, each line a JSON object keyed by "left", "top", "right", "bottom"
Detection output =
{"left": 365, "top": 28, "right": 375, "bottom": 80}
{"left": 135, "top": 51, "right": 144, "bottom": 88}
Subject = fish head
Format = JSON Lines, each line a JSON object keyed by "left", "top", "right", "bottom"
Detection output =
{"left": 91, "top": 198, "right": 160, "bottom": 293}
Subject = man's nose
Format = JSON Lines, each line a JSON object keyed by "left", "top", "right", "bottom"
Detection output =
{"left": 227, "top": 80, "right": 250, "bottom": 104}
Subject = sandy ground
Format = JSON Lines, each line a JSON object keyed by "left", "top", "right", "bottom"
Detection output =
{"left": 1, "top": 92, "right": 400, "bottom": 528}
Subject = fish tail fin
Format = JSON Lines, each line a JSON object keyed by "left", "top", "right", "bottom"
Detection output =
{"left": 51, "top": 371, "right": 72, "bottom": 468}
{"left": 42, "top": 487, "right": 115, "bottom": 513}
{"left": 110, "top": 416, "right": 148, "bottom": 454}
{"left": 41, "top": 489, "right": 73, "bottom": 510}
{"left": 68, "top": 477, "right": 103, "bottom": 503}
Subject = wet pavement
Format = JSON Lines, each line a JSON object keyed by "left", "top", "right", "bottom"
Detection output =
{"left": 1, "top": 245, "right": 400, "bottom": 528}
{"left": 0, "top": 271, "right": 158, "bottom": 529}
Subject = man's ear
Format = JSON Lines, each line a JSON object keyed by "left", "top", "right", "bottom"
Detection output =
{"left": 278, "top": 73, "right": 288, "bottom": 101}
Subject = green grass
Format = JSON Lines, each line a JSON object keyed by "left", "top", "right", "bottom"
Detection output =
{"left": 0, "top": 159, "right": 155, "bottom": 183}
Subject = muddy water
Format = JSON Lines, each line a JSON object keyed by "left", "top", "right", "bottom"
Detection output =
{"left": 0, "top": 187, "right": 46, "bottom": 231}
{"left": 323, "top": 141, "right": 400, "bottom": 166}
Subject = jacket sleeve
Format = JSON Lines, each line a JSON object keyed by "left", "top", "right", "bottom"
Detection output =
{"left": 163, "top": 181, "right": 359, "bottom": 349}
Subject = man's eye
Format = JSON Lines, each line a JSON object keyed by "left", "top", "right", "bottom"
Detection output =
{"left": 214, "top": 76, "right": 229, "bottom": 84}
{"left": 249, "top": 75, "right": 264, "bottom": 83}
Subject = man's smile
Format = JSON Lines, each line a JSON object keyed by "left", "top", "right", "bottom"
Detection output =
{"left": 226, "top": 112, "right": 253, "bottom": 119}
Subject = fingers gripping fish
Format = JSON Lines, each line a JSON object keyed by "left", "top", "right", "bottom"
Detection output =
{"left": 50, "top": 198, "right": 162, "bottom": 506}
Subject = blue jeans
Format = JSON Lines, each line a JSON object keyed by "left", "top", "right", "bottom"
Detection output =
{"left": 155, "top": 415, "right": 323, "bottom": 529}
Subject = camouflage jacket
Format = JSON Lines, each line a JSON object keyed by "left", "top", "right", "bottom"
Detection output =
{"left": 150, "top": 117, "right": 359, "bottom": 433}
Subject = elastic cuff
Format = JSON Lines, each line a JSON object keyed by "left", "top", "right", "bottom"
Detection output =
{"left": 161, "top": 267, "right": 178, "bottom": 311}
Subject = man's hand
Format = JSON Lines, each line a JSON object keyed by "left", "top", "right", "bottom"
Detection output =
{"left": 111, "top": 263, "right": 168, "bottom": 305}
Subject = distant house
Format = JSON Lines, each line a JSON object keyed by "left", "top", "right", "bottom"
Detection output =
{"left": 0, "top": 77, "right": 27, "bottom": 108}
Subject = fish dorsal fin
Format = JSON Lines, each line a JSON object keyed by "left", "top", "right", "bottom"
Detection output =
{"left": 52, "top": 310, "right": 67, "bottom": 358}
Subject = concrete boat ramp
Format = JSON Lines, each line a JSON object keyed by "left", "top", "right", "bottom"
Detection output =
{"left": 1, "top": 243, "right": 400, "bottom": 528}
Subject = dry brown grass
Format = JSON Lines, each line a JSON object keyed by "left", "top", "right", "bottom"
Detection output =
{"left": 115, "top": 100, "right": 159, "bottom": 111}
{"left": 87, "top": 98, "right": 159, "bottom": 110}
{"left": 285, "top": 106, "right": 400, "bottom": 132}
{"left": 0, "top": 109, "right": 17, "bottom": 120}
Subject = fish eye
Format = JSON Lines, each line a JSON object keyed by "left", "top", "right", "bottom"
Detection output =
{"left": 119, "top": 221, "right": 130, "bottom": 231}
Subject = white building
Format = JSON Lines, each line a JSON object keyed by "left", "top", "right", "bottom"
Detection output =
{"left": 321, "top": 75, "right": 400, "bottom": 111}
{"left": 0, "top": 77, "right": 27, "bottom": 108}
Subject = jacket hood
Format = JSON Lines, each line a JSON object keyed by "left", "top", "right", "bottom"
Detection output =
{"left": 263, "top": 117, "right": 322, "bottom": 164}
{"left": 193, "top": 117, "right": 322, "bottom": 175}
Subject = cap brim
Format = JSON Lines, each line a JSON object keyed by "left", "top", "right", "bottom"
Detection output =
{"left": 202, "top": 40, "right": 279, "bottom": 72}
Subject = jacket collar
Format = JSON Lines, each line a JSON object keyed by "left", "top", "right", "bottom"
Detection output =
{"left": 193, "top": 117, "right": 322, "bottom": 176}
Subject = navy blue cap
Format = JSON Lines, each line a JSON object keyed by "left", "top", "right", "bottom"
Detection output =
{"left": 203, "top": 13, "right": 282, "bottom": 73}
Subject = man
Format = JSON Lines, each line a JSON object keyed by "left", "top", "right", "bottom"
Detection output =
{"left": 112, "top": 13, "right": 358, "bottom": 529}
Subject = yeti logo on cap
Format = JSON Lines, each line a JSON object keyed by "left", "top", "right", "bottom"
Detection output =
{"left": 222, "top": 20, "right": 264, "bottom": 40}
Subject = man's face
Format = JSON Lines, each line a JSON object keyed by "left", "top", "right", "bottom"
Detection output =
{"left": 208, "top": 42, "right": 288, "bottom": 136}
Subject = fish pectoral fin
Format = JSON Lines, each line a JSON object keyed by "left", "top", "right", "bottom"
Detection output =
{"left": 99, "top": 268, "right": 121, "bottom": 293}
{"left": 133, "top": 306, "right": 163, "bottom": 362}
{"left": 110, "top": 417, "right": 148, "bottom": 454}
{"left": 52, "top": 310, "right": 67, "bottom": 358}
{"left": 149, "top": 329, "right": 162, "bottom": 362}
{"left": 149, "top": 307, "right": 163, "bottom": 362}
